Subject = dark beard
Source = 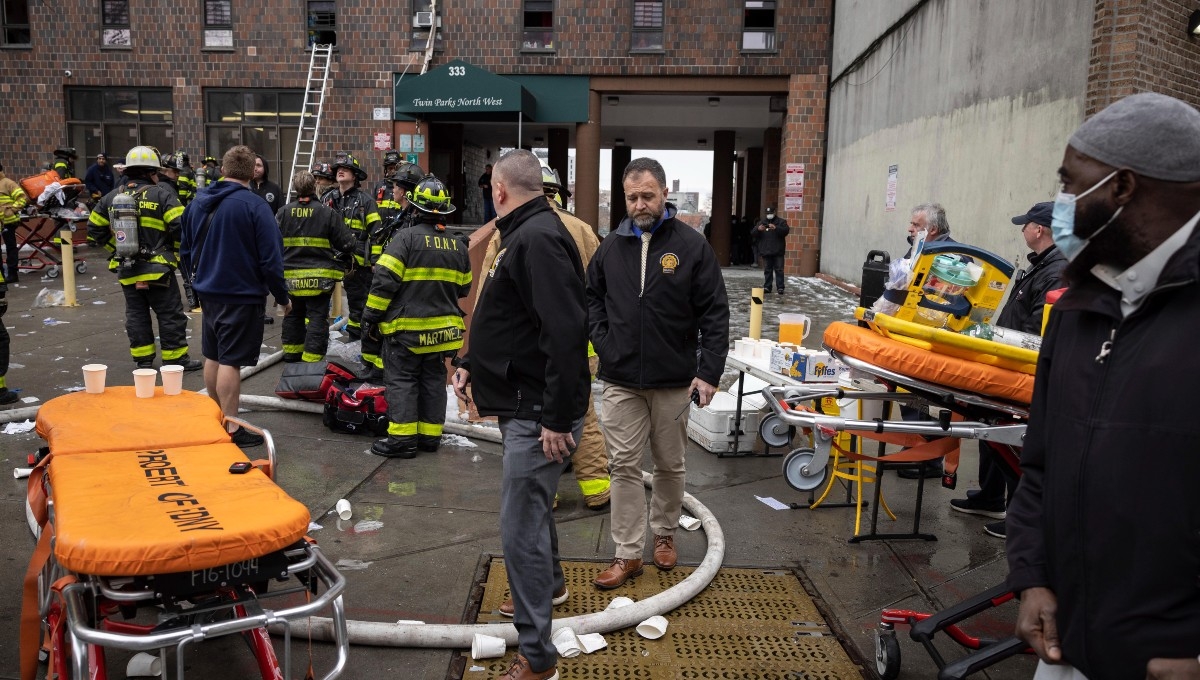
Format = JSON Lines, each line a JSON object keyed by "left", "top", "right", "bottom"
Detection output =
{"left": 1064, "top": 202, "right": 1155, "bottom": 282}
{"left": 632, "top": 212, "right": 660, "bottom": 230}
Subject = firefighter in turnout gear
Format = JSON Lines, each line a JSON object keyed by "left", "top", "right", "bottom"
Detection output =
{"left": 363, "top": 174, "right": 471, "bottom": 458}
{"left": 374, "top": 150, "right": 403, "bottom": 226}
{"left": 0, "top": 268, "right": 19, "bottom": 405}
{"left": 326, "top": 152, "right": 383, "bottom": 373}
{"left": 87, "top": 146, "right": 201, "bottom": 370}
{"left": 158, "top": 151, "right": 191, "bottom": 205}
{"left": 174, "top": 151, "right": 197, "bottom": 205}
{"left": 312, "top": 163, "right": 337, "bottom": 203}
{"left": 196, "top": 155, "right": 220, "bottom": 189}
{"left": 371, "top": 161, "right": 424, "bottom": 251}
{"left": 276, "top": 171, "right": 358, "bottom": 363}
{"left": 475, "top": 164, "right": 613, "bottom": 510}
{"left": 52, "top": 147, "right": 77, "bottom": 179}
{"left": 0, "top": 163, "right": 28, "bottom": 283}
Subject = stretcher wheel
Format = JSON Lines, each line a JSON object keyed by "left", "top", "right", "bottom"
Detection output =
{"left": 759, "top": 413, "right": 792, "bottom": 449}
{"left": 783, "top": 447, "right": 828, "bottom": 492}
{"left": 45, "top": 265, "right": 60, "bottom": 279}
{"left": 75, "top": 261, "right": 86, "bottom": 274}
{"left": 875, "top": 627, "right": 901, "bottom": 679}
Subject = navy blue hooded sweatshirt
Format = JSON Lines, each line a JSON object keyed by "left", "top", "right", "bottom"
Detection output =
{"left": 179, "top": 180, "right": 289, "bottom": 306}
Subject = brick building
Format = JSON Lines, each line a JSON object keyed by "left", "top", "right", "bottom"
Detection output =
{"left": 0, "top": 0, "right": 833, "bottom": 274}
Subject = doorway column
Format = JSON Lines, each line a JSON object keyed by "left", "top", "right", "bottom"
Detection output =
{"left": 575, "top": 91, "right": 601, "bottom": 233}
{"left": 735, "top": 155, "right": 746, "bottom": 219}
{"left": 744, "top": 146, "right": 763, "bottom": 224}
{"left": 610, "top": 144, "right": 632, "bottom": 233}
{"left": 710, "top": 130, "right": 735, "bottom": 266}
{"left": 548, "top": 127, "right": 569, "bottom": 185}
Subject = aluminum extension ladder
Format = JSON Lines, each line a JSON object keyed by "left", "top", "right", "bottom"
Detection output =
{"left": 287, "top": 43, "right": 333, "bottom": 201}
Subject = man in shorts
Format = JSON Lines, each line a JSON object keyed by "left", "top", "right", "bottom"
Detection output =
{"left": 180, "top": 145, "right": 291, "bottom": 448}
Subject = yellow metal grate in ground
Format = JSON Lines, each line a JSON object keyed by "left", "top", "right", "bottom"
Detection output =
{"left": 459, "top": 559, "right": 865, "bottom": 680}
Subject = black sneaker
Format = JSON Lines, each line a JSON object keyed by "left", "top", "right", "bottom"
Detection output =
{"left": 230, "top": 426, "right": 265, "bottom": 448}
{"left": 950, "top": 497, "right": 1006, "bottom": 519}
{"left": 371, "top": 437, "right": 417, "bottom": 459}
{"left": 0, "top": 388, "right": 19, "bottom": 405}
{"left": 984, "top": 521, "right": 1006, "bottom": 539}
{"left": 167, "top": 357, "right": 204, "bottom": 372}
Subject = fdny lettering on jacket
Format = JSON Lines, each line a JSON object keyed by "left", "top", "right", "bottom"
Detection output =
{"left": 424, "top": 234, "right": 459, "bottom": 251}
{"left": 290, "top": 206, "right": 315, "bottom": 218}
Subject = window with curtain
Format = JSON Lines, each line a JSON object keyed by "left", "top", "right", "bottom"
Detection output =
{"left": 204, "top": 0, "right": 233, "bottom": 48}
{"left": 2, "top": 0, "right": 30, "bottom": 46}
{"left": 631, "top": 0, "right": 663, "bottom": 51}
{"left": 522, "top": 0, "right": 553, "bottom": 51}
{"left": 101, "top": 0, "right": 130, "bottom": 47}
{"left": 742, "top": 0, "right": 776, "bottom": 51}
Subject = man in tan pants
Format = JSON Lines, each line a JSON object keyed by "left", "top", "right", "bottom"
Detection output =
{"left": 587, "top": 157, "right": 729, "bottom": 589}
{"left": 477, "top": 166, "right": 611, "bottom": 511}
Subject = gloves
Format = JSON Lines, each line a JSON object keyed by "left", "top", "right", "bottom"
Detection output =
{"left": 361, "top": 321, "right": 380, "bottom": 342}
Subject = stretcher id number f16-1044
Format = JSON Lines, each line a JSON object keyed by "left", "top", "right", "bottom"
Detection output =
{"left": 153, "top": 552, "right": 291, "bottom": 596}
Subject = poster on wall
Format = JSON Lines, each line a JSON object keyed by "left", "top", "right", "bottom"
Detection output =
{"left": 398, "top": 135, "right": 412, "bottom": 152}
{"left": 784, "top": 163, "right": 804, "bottom": 212}
{"left": 886, "top": 164, "right": 898, "bottom": 212}
{"left": 374, "top": 133, "right": 392, "bottom": 151}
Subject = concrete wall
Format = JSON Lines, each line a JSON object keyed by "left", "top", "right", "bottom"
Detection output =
{"left": 821, "top": 0, "right": 1094, "bottom": 284}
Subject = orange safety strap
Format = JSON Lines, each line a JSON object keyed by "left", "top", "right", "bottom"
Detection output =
{"left": 26, "top": 454, "right": 52, "bottom": 529}
{"left": 20, "top": 527, "right": 53, "bottom": 680}
{"left": 44, "top": 575, "right": 78, "bottom": 680}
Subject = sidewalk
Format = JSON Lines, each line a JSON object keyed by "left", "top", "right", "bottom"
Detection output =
{"left": 0, "top": 266, "right": 1035, "bottom": 679}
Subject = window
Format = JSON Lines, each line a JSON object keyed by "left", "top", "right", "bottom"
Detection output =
{"left": 204, "top": 0, "right": 233, "bottom": 49}
{"left": 407, "top": 0, "right": 442, "bottom": 52}
{"left": 522, "top": 0, "right": 553, "bottom": 51}
{"left": 66, "top": 88, "right": 174, "bottom": 176}
{"left": 101, "top": 0, "right": 130, "bottom": 47}
{"left": 742, "top": 0, "right": 776, "bottom": 51}
{"left": 307, "top": 0, "right": 336, "bottom": 47}
{"left": 204, "top": 89, "right": 304, "bottom": 186}
{"left": 631, "top": 0, "right": 663, "bottom": 51}
{"left": 2, "top": 0, "right": 30, "bottom": 46}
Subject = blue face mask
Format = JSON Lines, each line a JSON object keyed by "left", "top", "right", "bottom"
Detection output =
{"left": 1051, "top": 170, "right": 1122, "bottom": 262}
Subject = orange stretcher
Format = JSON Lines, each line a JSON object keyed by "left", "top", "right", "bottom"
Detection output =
{"left": 21, "top": 389, "right": 349, "bottom": 680}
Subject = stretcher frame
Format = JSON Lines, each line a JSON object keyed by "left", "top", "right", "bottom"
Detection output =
{"left": 761, "top": 350, "right": 1031, "bottom": 678}
{"left": 14, "top": 203, "right": 91, "bottom": 279}
{"left": 26, "top": 399, "right": 349, "bottom": 680}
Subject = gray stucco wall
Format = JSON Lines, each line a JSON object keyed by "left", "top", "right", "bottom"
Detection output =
{"left": 821, "top": 0, "right": 1094, "bottom": 285}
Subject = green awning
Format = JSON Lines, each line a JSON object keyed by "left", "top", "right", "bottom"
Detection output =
{"left": 393, "top": 60, "right": 536, "bottom": 121}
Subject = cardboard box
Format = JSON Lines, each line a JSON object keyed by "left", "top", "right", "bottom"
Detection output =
{"left": 785, "top": 350, "right": 840, "bottom": 382}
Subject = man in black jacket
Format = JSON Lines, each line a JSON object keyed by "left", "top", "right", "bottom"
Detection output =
{"left": 250, "top": 154, "right": 284, "bottom": 213}
{"left": 1008, "top": 92, "right": 1200, "bottom": 680}
{"left": 949, "top": 201, "right": 1065, "bottom": 538}
{"left": 588, "top": 157, "right": 729, "bottom": 590}
{"left": 753, "top": 206, "right": 790, "bottom": 293}
{"left": 451, "top": 149, "right": 588, "bottom": 680}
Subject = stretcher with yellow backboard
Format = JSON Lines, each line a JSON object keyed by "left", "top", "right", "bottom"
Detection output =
{"left": 763, "top": 318, "right": 1034, "bottom": 678}
{"left": 20, "top": 387, "right": 349, "bottom": 680}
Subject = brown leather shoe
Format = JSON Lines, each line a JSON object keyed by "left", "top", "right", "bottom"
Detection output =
{"left": 494, "top": 653, "right": 559, "bottom": 680}
{"left": 498, "top": 585, "right": 569, "bottom": 617}
{"left": 653, "top": 534, "right": 677, "bottom": 570}
{"left": 593, "top": 558, "right": 644, "bottom": 590}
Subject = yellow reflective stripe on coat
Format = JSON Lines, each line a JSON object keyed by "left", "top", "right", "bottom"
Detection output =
{"left": 89, "top": 211, "right": 111, "bottom": 227}
{"left": 139, "top": 216, "right": 166, "bottom": 231}
{"left": 365, "top": 293, "right": 390, "bottom": 311}
{"left": 376, "top": 253, "right": 405, "bottom": 278}
{"left": 410, "top": 340, "right": 463, "bottom": 354}
{"left": 378, "top": 314, "right": 465, "bottom": 333}
{"left": 283, "top": 236, "right": 332, "bottom": 248}
{"left": 402, "top": 267, "right": 471, "bottom": 285}
{"left": 285, "top": 267, "right": 342, "bottom": 279}
{"left": 163, "top": 205, "right": 185, "bottom": 223}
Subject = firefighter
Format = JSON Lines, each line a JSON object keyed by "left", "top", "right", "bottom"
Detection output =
{"left": 371, "top": 161, "right": 424, "bottom": 250}
{"left": 157, "top": 152, "right": 188, "bottom": 204}
{"left": 374, "top": 150, "right": 403, "bottom": 226}
{"left": 326, "top": 152, "right": 382, "bottom": 372}
{"left": 0, "top": 268, "right": 18, "bottom": 405}
{"left": 0, "top": 163, "right": 28, "bottom": 282}
{"left": 362, "top": 174, "right": 471, "bottom": 458}
{"left": 196, "top": 155, "right": 221, "bottom": 190}
{"left": 174, "top": 151, "right": 197, "bottom": 205}
{"left": 312, "top": 162, "right": 337, "bottom": 202}
{"left": 52, "top": 147, "right": 78, "bottom": 179}
{"left": 276, "top": 170, "right": 358, "bottom": 363}
{"left": 474, "top": 165, "right": 612, "bottom": 511}
{"left": 87, "top": 146, "right": 201, "bottom": 371}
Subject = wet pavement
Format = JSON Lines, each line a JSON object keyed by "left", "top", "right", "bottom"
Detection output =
{"left": 0, "top": 264, "right": 1035, "bottom": 679}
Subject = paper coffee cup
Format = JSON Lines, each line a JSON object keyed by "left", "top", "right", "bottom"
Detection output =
{"left": 605, "top": 596, "right": 634, "bottom": 610}
{"left": 636, "top": 615, "right": 669, "bottom": 639}
{"left": 125, "top": 651, "right": 162, "bottom": 677}
{"left": 552, "top": 627, "right": 583, "bottom": 658}
{"left": 82, "top": 364, "right": 107, "bottom": 394}
{"left": 335, "top": 499, "right": 352, "bottom": 521}
{"left": 679, "top": 514, "right": 702, "bottom": 531}
{"left": 471, "top": 633, "right": 505, "bottom": 660}
{"left": 132, "top": 368, "right": 157, "bottom": 398}
{"left": 159, "top": 365, "right": 184, "bottom": 395}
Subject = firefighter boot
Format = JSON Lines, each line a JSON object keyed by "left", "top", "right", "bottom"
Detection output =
{"left": 372, "top": 436, "right": 418, "bottom": 459}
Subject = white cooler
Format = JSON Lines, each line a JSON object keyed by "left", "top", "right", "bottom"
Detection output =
{"left": 686, "top": 390, "right": 767, "bottom": 454}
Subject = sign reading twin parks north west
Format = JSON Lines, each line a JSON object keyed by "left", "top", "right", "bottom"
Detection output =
{"left": 393, "top": 59, "right": 532, "bottom": 116}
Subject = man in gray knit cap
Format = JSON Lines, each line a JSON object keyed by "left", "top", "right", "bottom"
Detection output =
{"left": 1007, "top": 92, "right": 1200, "bottom": 680}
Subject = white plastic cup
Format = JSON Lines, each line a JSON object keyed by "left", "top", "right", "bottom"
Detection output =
{"left": 636, "top": 615, "right": 669, "bottom": 640}
{"left": 552, "top": 627, "right": 583, "bottom": 658}
{"left": 335, "top": 499, "right": 352, "bottom": 521}
{"left": 159, "top": 365, "right": 184, "bottom": 396}
{"left": 132, "top": 368, "right": 157, "bottom": 398}
{"left": 82, "top": 364, "right": 107, "bottom": 394}
{"left": 471, "top": 633, "right": 506, "bottom": 660}
{"left": 605, "top": 596, "right": 634, "bottom": 610}
{"left": 679, "top": 514, "right": 702, "bottom": 531}
{"left": 125, "top": 651, "right": 162, "bottom": 677}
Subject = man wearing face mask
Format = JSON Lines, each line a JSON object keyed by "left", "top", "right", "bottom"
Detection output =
{"left": 1006, "top": 92, "right": 1200, "bottom": 680}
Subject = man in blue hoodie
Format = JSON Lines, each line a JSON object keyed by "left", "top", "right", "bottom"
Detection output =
{"left": 180, "top": 145, "right": 291, "bottom": 448}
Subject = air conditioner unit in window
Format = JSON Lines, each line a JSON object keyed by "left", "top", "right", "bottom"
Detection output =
{"left": 413, "top": 11, "right": 434, "bottom": 28}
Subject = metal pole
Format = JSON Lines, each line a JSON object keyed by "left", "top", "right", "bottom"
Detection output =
{"left": 59, "top": 229, "right": 79, "bottom": 306}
